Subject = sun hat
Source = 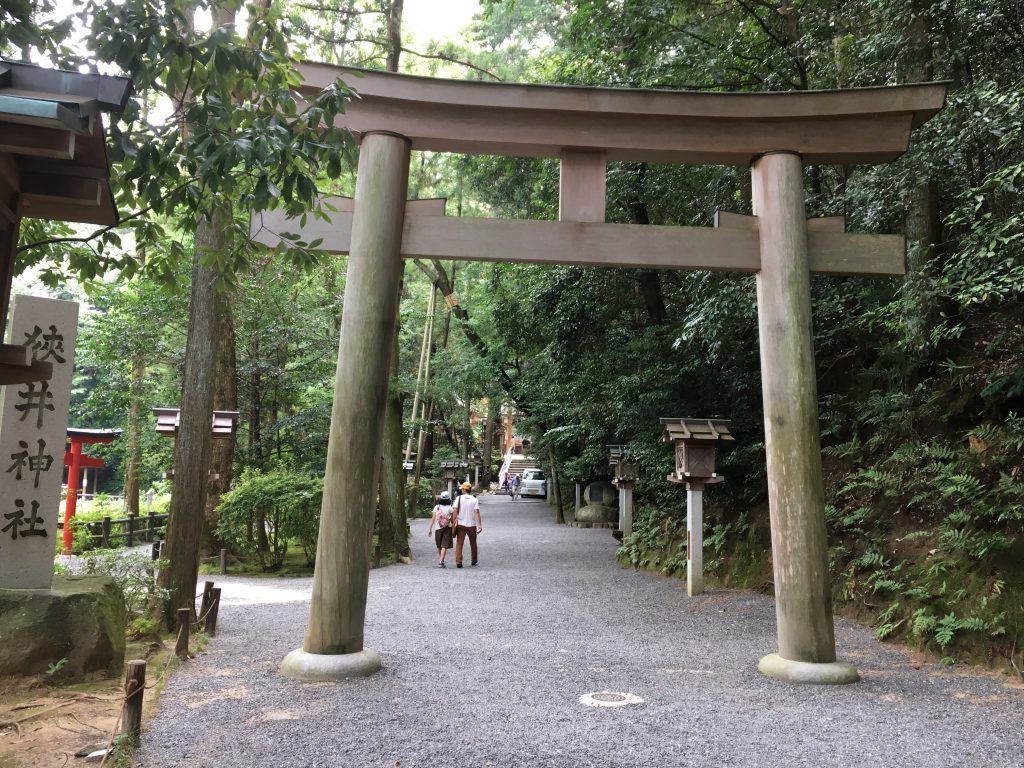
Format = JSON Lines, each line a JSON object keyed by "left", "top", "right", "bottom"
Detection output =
{"left": 440, "top": 491, "right": 451, "bottom": 502}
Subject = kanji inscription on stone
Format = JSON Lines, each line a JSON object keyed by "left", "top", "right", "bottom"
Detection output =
{"left": 15, "top": 382, "right": 54, "bottom": 428}
{"left": 2, "top": 499, "right": 47, "bottom": 539}
{"left": 0, "top": 296, "right": 78, "bottom": 590}
{"left": 7, "top": 438, "right": 55, "bottom": 487}
{"left": 24, "top": 324, "right": 67, "bottom": 364}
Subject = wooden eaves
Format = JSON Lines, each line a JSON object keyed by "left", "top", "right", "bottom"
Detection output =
{"left": 0, "top": 60, "right": 132, "bottom": 385}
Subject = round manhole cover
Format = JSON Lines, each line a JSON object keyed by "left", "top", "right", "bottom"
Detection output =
{"left": 579, "top": 691, "right": 644, "bottom": 708}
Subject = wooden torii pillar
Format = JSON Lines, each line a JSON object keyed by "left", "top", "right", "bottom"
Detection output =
{"left": 256, "top": 67, "right": 947, "bottom": 684}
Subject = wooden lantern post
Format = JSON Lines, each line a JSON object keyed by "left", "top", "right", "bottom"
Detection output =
{"left": 661, "top": 419, "right": 733, "bottom": 597}
{"left": 607, "top": 445, "right": 639, "bottom": 540}
{"left": 152, "top": 408, "right": 239, "bottom": 481}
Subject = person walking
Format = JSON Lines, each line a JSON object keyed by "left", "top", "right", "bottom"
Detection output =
{"left": 510, "top": 473, "right": 521, "bottom": 501}
{"left": 427, "top": 491, "right": 454, "bottom": 568}
{"left": 452, "top": 481, "right": 482, "bottom": 568}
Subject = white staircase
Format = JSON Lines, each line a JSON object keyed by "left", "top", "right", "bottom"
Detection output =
{"left": 498, "top": 451, "right": 539, "bottom": 486}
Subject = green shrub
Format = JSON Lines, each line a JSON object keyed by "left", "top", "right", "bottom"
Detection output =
{"left": 80, "top": 550, "right": 167, "bottom": 619}
{"left": 216, "top": 468, "right": 323, "bottom": 569}
{"left": 59, "top": 494, "right": 126, "bottom": 554}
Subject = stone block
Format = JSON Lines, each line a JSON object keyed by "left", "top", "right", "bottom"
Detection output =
{"left": 575, "top": 503, "right": 618, "bottom": 526}
{"left": 0, "top": 574, "right": 125, "bottom": 678}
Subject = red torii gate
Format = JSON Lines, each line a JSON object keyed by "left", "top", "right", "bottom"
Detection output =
{"left": 61, "top": 428, "right": 121, "bottom": 554}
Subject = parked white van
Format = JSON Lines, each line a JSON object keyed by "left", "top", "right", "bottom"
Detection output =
{"left": 519, "top": 468, "right": 547, "bottom": 499}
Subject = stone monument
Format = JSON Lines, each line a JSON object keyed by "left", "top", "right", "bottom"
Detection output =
{"left": 0, "top": 296, "right": 125, "bottom": 677}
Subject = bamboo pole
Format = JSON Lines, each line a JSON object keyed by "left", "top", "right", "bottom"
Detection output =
{"left": 404, "top": 286, "right": 435, "bottom": 460}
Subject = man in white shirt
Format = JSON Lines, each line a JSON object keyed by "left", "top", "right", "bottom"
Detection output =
{"left": 453, "top": 481, "right": 482, "bottom": 568}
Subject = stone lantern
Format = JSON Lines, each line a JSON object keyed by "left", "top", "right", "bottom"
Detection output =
{"left": 439, "top": 460, "right": 468, "bottom": 495}
{"left": 660, "top": 418, "right": 733, "bottom": 596}
{"left": 608, "top": 445, "right": 639, "bottom": 540}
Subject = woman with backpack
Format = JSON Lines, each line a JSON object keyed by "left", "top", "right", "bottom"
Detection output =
{"left": 427, "top": 491, "right": 455, "bottom": 568}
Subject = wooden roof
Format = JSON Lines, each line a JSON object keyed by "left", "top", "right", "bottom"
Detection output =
{"left": 607, "top": 445, "right": 627, "bottom": 465}
{"left": 66, "top": 427, "right": 122, "bottom": 443}
{"left": 0, "top": 60, "right": 132, "bottom": 227}
{"left": 660, "top": 418, "right": 735, "bottom": 443}
{"left": 297, "top": 63, "right": 947, "bottom": 165}
{"left": 152, "top": 408, "right": 240, "bottom": 439}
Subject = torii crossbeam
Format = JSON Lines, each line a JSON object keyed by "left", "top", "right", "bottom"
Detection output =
{"left": 255, "top": 65, "right": 946, "bottom": 686}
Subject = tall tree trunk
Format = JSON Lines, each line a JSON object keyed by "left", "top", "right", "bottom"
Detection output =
{"left": 374, "top": 0, "right": 408, "bottom": 562}
{"left": 385, "top": 0, "right": 404, "bottom": 72}
{"left": 123, "top": 354, "right": 145, "bottom": 517}
{"left": 482, "top": 398, "right": 498, "bottom": 484}
{"left": 158, "top": 207, "right": 229, "bottom": 625}
{"left": 201, "top": 288, "right": 237, "bottom": 552}
{"left": 901, "top": 5, "right": 941, "bottom": 357}
{"left": 377, "top": 310, "right": 406, "bottom": 563}
{"left": 408, "top": 398, "right": 435, "bottom": 517}
{"left": 626, "top": 163, "right": 666, "bottom": 324}
{"left": 549, "top": 445, "right": 565, "bottom": 524}
{"left": 248, "top": 336, "right": 262, "bottom": 467}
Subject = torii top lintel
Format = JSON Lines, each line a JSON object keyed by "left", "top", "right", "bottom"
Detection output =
{"left": 297, "top": 63, "right": 947, "bottom": 166}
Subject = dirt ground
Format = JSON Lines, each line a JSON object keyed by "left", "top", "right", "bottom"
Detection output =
{"left": 0, "top": 639, "right": 172, "bottom": 768}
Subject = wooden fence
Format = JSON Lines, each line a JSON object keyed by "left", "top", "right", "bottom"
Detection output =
{"left": 58, "top": 513, "right": 168, "bottom": 549}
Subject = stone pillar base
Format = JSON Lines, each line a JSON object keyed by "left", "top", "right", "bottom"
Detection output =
{"left": 758, "top": 652, "right": 859, "bottom": 685}
{"left": 280, "top": 648, "right": 382, "bottom": 682}
{"left": 0, "top": 575, "right": 125, "bottom": 678}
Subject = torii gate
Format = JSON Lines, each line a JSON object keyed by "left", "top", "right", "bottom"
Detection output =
{"left": 253, "top": 65, "right": 946, "bottom": 685}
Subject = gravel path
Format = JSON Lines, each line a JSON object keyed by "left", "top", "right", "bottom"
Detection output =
{"left": 138, "top": 494, "right": 1024, "bottom": 768}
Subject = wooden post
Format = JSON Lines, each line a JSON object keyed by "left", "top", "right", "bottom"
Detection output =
{"left": 101, "top": 516, "right": 111, "bottom": 548}
{"left": 559, "top": 150, "right": 606, "bottom": 223}
{"left": 620, "top": 482, "right": 634, "bottom": 538}
{"left": 219, "top": 548, "right": 227, "bottom": 575}
{"left": 575, "top": 482, "right": 581, "bottom": 517}
{"left": 617, "top": 486, "right": 625, "bottom": 532}
{"left": 686, "top": 482, "right": 704, "bottom": 596}
{"left": 292, "top": 131, "right": 409, "bottom": 673}
{"left": 122, "top": 660, "right": 146, "bottom": 740}
{"left": 147, "top": 511, "right": 157, "bottom": 540}
{"left": 751, "top": 152, "right": 838, "bottom": 666}
{"left": 205, "top": 587, "right": 221, "bottom": 635}
{"left": 174, "top": 608, "right": 190, "bottom": 659}
{"left": 126, "top": 513, "right": 136, "bottom": 547}
{"left": 151, "top": 541, "right": 160, "bottom": 561}
{"left": 199, "top": 580, "right": 214, "bottom": 621}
